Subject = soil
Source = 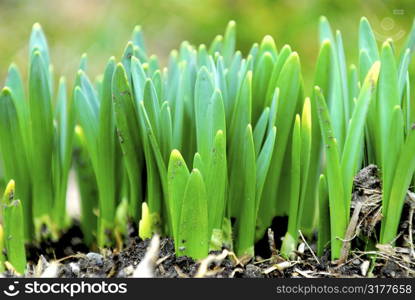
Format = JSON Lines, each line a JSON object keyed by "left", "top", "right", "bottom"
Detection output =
{"left": 3, "top": 165, "right": 415, "bottom": 278}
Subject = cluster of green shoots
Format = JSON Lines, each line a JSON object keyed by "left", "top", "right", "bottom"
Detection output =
{"left": 1, "top": 17, "right": 415, "bottom": 275}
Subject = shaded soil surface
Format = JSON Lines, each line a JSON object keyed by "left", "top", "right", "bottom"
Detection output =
{"left": 4, "top": 166, "right": 415, "bottom": 278}
{"left": 20, "top": 233, "right": 414, "bottom": 278}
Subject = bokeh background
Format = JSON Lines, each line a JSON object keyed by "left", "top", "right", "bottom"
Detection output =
{"left": 0, "top": 0, "right": 414, "bottom": 87}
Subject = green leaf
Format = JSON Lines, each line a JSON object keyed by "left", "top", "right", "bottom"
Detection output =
{"left": 2, "top": 181, "right": 26, "bottom": 274}
{"left": 223, "top": 20, "right": 236, "bottom": 66}
{"left": 132, "top": 25, "right": 146, "bottom": 52}
{"left": 160, "top": 102, "right": 173, "bottom": 163}
{"left": 121, "top": 41, "right": 134, "bottom": 82}
{"left": 137, "top": 99, "right": 169, "bottom": 234}
{"left": 252, "top": 52, "right": 275, "bottom": 122}
{"left": 358, "top": 18, "right": 379, "bottom": 97}
{"left": 297, "top": 98, "right": 312, "bottom": 225}
{"left": 167, "top": 150, "right": 190, "bottom": 246}
{"left": 131, "top": 56, "right": 148, "bottom": 103}
{"left": 53, "top": 77, "right": 74, "bottom": 229}
{"left": 265, "top": 45, "right": 292, "bottom": 105}
{"left": 79, "top": 53, "right": 88, "bottom": 71}
{"left": 96, "top": 57, "right": 119, "bottom": 245}
{"left": 5, "top": 64, "right": 29, "bottom": 148}
{"left": 317, "top": 174, "right": 330, "bottom": 256}
{"left": 29, "top": 50, "right": 54, "bottom": 237}
{"left": 74, "top": 87, "right": 98, "bottom": 167}
{"left": 341, "top": 61, "right": 380, "bottom": 207}
{"left": 228, "top": 71, "right": 252, "bottom": 217}
{"left": 318, "top": 19, "right": 346, "bottom": 149}
{"left": 253, "top": 107, "right": 270, "bottom": 156}
{"left": 258, "top": 52, "right": 301, "bottom": 233}
{"left": 234, "top": 125, "right": 256, "bottom": 257}
{"left": 143, "top": 79, "right": 161, "bottom": 140}
{"left": 335, "top": 31, "right": 350, "bottom": 122}
{"left": 314, "top": 86, "right": 346, "bottom": 260}
{"left": 257, "top": 35, "right": 278, "bottom": 61}
{"left": 209, "top": 35, "right": 223, "bottom": 55}
{"left": 381, "top": 123, "right": 415, "bottom": 244}
{"left": 379, "top": 42, "right": 399, "bottom": 165}
{"left": 195, "top": 67, "right": 215, "bottom": 160}
{"left": 138, "top": 202, "right": 153, "bottom": 240}
{"left": 112, "top": 63, "right": 143, "bottom": 226}
{"left": 0, "top": 88, "right": 32, "bottom": 239}
{"left": 177, "top": 169, "right": 209, "bottom": 259}
{"left": 73, "top": 127, "right": 98, "bottom": 246}
{"left": 255, "top": 126, "right": 276, "bottom": 213}
{"left": 359, "top": 17, "right": 379, "bottom": 67}
{"left": 281, "top": 115, "right": 301, "bottom": 258}
{"left": 192, "top": 152, "right": 204, "bottom": 171}
{"left": 205, "top": 130, "right": 227, "bottom": 235}
{"left": 381, "top": 106, "right": 404, "bottom": 227}
{"left": 29, "top": 23, "right": 50, "bottom": 70}
{"left": 302, "top": 42, "right": 332, "bottom": 232}
{"left": 398, "top": 49, "right": 410, "bottom": 100}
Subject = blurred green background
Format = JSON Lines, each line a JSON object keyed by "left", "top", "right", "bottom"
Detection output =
{"left": 0, "top": 0, "right": 414, "bottom": 86}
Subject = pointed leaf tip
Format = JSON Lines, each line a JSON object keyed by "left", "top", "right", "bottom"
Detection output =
{"left": 367, "top": 61, "right": 381, "bottom": 84}
{"left": 1, "top": 87, "right": 12, "bottom": 96}
{"left": 33, "top": 22, "right": 42, "bottom": 30}
{"left": 228, "top": 20, "right": 236, "bottom": 26}
{"left": 3, "top": 179, "right": 15, "bottom": 200}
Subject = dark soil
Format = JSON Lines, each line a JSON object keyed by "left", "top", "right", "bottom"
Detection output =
{"left": 20, "top": 233, "right": 414, "bottom": 278}
{"left": 4, "top": 165, "right": 415, "bottom": 278}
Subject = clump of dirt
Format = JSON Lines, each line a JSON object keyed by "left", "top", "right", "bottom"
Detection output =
{"left": 351, "top": 164, "right": 383, "bottom": 239}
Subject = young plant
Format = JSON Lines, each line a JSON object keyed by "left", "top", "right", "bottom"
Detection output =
{"left": 0, "top": 24, "right": 74, "bottom": 241}
{"left": 74, "top": 57, "right": 122, "bottom": 247}
{"left": 281, "top": 98, "right": 311, "bottom": 258}
{"left": 380, "top": 120, "right": 415, "bottom": 244}
{"left": 2, "top": 180, "right": 26, "bottom": 275}
{"left": 356, "top": 21, "right": 415, "bottom": 245}
{"left": 73, "top": 125, "right": 99, "bottom": 246}
{"left": 0, "top": 87, "right": 31, "bottom": 240}
{"left": 315, "top": 61, "right": 380, "bottom": 260}
{"left": 256, "top": 51, "right": 303, "bottom": 240}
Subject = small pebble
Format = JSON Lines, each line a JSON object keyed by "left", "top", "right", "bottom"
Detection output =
{"left": 86, "top": 252, "right": 104, "bottom": 267}
{"left": 352, "top": 259, "right": 361, "bottom": 265}
{"left": 244, "top": 264, "right": 262, "bottom": 278}
{"left": 118, "top": 265, "right": 134, "bottom": 277}
{"left": 69, "top": 263, "right": 80, "bottom": 276}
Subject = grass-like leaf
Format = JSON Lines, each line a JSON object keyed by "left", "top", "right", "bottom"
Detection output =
{"left": 2, "top": 180, "right": 26, "bottom": 275}
{"left": 177, "top": 169, "right": 209, "bottom": 259}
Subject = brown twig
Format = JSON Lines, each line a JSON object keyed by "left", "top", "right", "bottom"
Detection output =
{"left": 338, "top": 200, "right": 363, "bottom": 264}
{"left": 267, "top": 228, "right": 278, "bottom": 258}
{"left": 298, "top": 230, "right": 320, "bottom": 264}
